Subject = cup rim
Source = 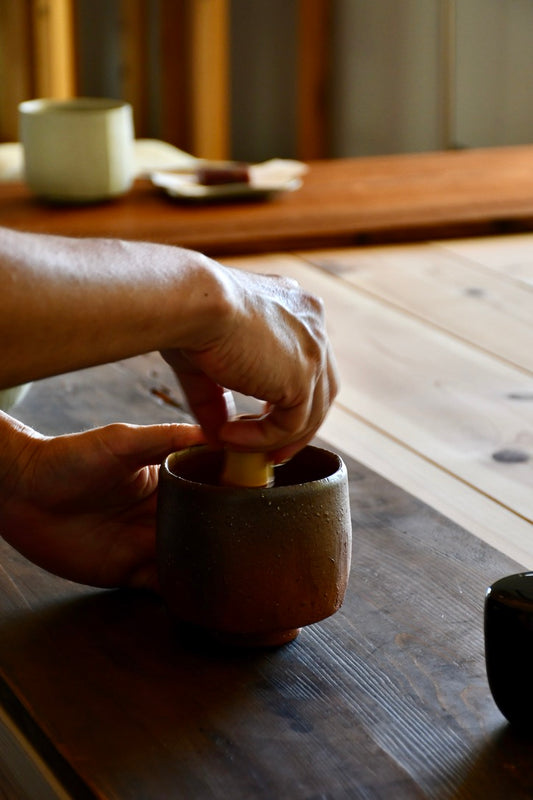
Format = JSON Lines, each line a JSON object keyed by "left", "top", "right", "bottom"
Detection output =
{"left": 162, "top": 444, "right": 346, "bottom": 493}
{"left": 19, "top": 97, "right": 131, "bottom": 115}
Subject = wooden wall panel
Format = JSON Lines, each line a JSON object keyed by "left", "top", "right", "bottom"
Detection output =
{"left": 297, "top": 0, "right": 331, "bottom": 159}
{"left": 1, "top": 1, "right": 326, "bottom": 159}
{"left": 31, "top": 0, "right": 76, "bottom": 98}
{"left": 187, "top": 0, "right": 229, "bottom": 159}
{"left": 158, "top": 0, "right": 230, "bottom": 159}
{"left": 0, "top": 0, "right": 34, "bottom": 141}
{"left": 119, "top": 0, "right": 151, "bottom": 137}
{"left": 0, "top": 0, "right": 75, "bottom": 142}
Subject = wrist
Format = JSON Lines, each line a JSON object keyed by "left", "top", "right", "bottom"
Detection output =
{"left": 162, "top": 252, "right": 239, "bottom": 352}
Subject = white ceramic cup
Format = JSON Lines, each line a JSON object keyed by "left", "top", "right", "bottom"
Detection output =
{"left": 19, "top": 97, "right": 134, "bottom": 202}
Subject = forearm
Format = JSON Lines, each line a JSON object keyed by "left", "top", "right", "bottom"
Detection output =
{"left": 0, "top": 226, "right": 233, "bottom": 388}
{"left": 0, "top": 226, "right": 337, "bottom": 458}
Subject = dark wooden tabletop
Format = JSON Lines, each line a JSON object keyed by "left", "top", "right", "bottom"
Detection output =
{"left": 4, "top": 145, "right": 533, "bottom": 255}
{"left": 1, "top": 354, "right": 532, "bottom": 799}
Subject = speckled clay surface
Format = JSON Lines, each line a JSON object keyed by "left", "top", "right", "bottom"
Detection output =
{"left": 157, "top": 445, "right": 352, "bottom": 647}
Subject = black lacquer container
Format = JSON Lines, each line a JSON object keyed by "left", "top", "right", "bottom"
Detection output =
{"left": 485, "top": 572, "right": 533, "bottom": 730}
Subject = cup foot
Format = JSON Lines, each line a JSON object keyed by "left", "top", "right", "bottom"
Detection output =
{"left": 210, "top": 627, "right": 302, "bottom": 648}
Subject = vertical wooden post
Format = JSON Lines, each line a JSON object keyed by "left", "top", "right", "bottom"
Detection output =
{"left": 296, "top": 0, "right": 331, "bottom": 160}
{"left": 159, "top": 0, "right": 230, "bottom": 159}
{"left": 31, "top": 0, "right": 76, "bottom": 98}
{"left": 159, "top": 0, "right": 189, "bottom": 149}
{"left": 0, "top": 0, "right": 34, "bottom": 140}
{"left": 118, "top": 0, "right": 150, "bottom": 136}
{"left": 187, "top": 0, "right": 229, "bottom": 159}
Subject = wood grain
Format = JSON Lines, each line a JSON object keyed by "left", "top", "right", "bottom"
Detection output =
{"left": 2, "top": 162, "right": 533, "bottom": 795}
{"left": 438, "top": 233, "right": 533, "bottom": 287}
{"left": 1, "top": 356, "right": 532, "bottom": 798}
{"left": 320, "top": 403, "right": 533, "bottom": 567}
{"left": 298, "top": 240, "right": 533, "bottom": 373}
{"left": 222, "top": 252, "right": 533, "bottom": 558}
{"left": 0, "top": 705, "right": 72, "bottom": 800}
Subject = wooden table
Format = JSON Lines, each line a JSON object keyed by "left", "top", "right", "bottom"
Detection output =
{"left": 3, "top": 144, "right": 533, "bottom": 255}
{"left": 2, "top": 147, "right": 533, "bottom": 797}
{"left": 2, "top": 354, "right": 531, "bottom": 800}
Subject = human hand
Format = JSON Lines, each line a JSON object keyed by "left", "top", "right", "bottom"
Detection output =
{"left": 0, "top": 229, "right": 337, "bottom": 464}
{"left": 163, "top": 268, "right": 339, "bottom": 463}
{"left": 0, "top": 417, "right": 205, "bottom": 590}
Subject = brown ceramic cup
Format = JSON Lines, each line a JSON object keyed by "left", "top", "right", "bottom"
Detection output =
{"left": 156, "top": 445, "right": 352, "bottom": 647}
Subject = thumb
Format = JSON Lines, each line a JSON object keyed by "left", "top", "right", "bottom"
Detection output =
{"left": 100, "top": 422, "right": 206, "bottom": 471}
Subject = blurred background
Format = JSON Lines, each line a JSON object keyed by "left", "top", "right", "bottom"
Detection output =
{"left": 1, "top": 0, "right": 533, "bottom": 163}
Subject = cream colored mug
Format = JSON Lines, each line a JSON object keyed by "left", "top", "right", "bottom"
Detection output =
{"left": 19, "top": 97, "right": 134, "bottom": 202}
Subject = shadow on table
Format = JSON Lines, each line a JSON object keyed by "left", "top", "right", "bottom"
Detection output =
{"left": 0, "top": 584, "right": 438, "bottom": 799}
{"left": 0, "top": 588, "right": 324, "bottom": 798}
{"left": 450, "top": 723, "right": 533, "bottom": 800}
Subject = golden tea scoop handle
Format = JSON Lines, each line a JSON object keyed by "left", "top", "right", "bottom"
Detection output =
{"left": 221, "top": 450, "right": 274, "bottom": 488}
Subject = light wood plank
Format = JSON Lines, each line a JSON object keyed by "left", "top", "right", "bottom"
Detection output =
{"left": 297, "top": 242, "right": 533, "bottom": 373}
{"left": 437, "top": 232, "right": 533, "bottom": 287}
{"left": 222, "top": 253, "right": 533, "bottom": 528}
{"left": 321, "top": 404, "right": 533, "bottom": 567}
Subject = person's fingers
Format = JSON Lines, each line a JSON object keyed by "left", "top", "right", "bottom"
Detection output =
{"left": 220, "top": 341, "right": 339, "bottom": 459}
{"left": 161, "top": 270, "right": 337, "bottom": 457}
{"left": 99, "top": 422, "right": 206, "bottom": 471}
{"left": 269, "top": 350, "right": 339, "bottom": 463}
{"left": 162, "top": 349, "right": 235, "bottom": 443}
{"left": 175, "top": 371, "right": 234, "bottom": 444}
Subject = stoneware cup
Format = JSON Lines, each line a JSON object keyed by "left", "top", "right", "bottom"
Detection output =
{"left": 157, "top": 445, "right": 352, "bottom": 647}
{"left": 19, "top": 97, "right": 134, "bottom": 202}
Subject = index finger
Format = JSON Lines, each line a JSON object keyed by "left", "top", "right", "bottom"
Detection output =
{"left": 220, "top": 345, "right": 338, "bottom": 460}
